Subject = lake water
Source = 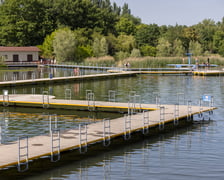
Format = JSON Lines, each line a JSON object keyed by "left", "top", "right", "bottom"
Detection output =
{"left": 1, "top": 68, "right": 224, "bottom": 180}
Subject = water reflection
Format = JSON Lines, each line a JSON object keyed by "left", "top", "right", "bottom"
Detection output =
{"left": 0, "top": 69, "right": 223, "bottom": 179}
{"left": 21, "top": 123, "right": 211, "bottom": 180}
{"left": 0, "top": 108, "right": 122, "bottom": 144}
{"left": 0, "top": 67, "right": 108, "bottom": 82}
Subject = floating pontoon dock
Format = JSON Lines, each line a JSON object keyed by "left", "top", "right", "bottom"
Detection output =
{"left": 0, "top": 94, "right": 216, "bottom": 175}
{"left": 0, "top": 71, "right": 139, "bottom": 87}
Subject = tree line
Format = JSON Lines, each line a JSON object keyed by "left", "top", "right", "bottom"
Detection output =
{"left": 0, "top": 0, "right": 224, "bottom": 63}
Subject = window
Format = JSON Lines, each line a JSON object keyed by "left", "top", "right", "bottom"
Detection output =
{"left": 27, "top": 54, "right": 33, "bottom": 62}
{"left": 13, "top": 54, "right": 19, "bottom": 62}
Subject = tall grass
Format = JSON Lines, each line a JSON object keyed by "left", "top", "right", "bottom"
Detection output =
{"left": 117, "top": 56, "right": 224, "bottom": 68}
{"left": 83, "top": 56, "right": 115, "bottom": 66}
{"left": 117, "top": 57, "right": 183, "bottom": 68}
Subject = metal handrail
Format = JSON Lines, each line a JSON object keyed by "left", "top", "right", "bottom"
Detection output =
{"left": 18, "top": 136, "right": 29, "bottom": 172}
{"left": 79, "top": 124, "right": 88, "bottom": 154}
{"left": 51, "top": 129, "right": 60, "bottom": 162}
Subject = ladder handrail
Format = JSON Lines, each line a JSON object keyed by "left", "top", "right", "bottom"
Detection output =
{"left": 42, "top": 91, "right": 49, "bottom": 108}
{"left": 187, "top": 100, "right": 192, "bottom": 121}
{"left": 103, "top": 118, "right": 111, "bottom": 147}
{"left": 124, "top": 114, "right": 131, "bottom": 140}
{"left": 79, "top": 124, "right": 88, "bottom": 153}
{"left": 108, "top": 90, "right": 116, "bottom": 102}
{"left": 18, "top": 136, "right": 29, "bottom": 172}
{"left": 142, "top": 110, "right": 149, "bottom": 134}
{"left": 174, "top": 103, "right": 179, "bottom": 125}
{"left": 87, "top": 92, "right": 95, "bottom": 111}
{"left": 51, "top": 128, "right": 60, "bottom": 162}
{"left": 65, "top": 89, "right": 72, "bottom": 100}
{"left": 159, "top": 106, "right": 165, "bottom": 130}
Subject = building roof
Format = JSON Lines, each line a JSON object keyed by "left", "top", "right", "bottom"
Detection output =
{"left": 0, "top": 46, "right": 40, "bottom": 52}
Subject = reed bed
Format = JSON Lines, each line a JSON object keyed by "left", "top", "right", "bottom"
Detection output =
{"left": 117, "top": 56, "right": 224, "bottom": 68}
{"left": 83, "top": 56, "right": 115, "bottom": 66}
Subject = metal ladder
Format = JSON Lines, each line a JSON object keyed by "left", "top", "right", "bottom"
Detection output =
{"left": 18, "top": 136, "right": 29, "bottom": 172}
{"left": 124, "top": 114, "right": 131, "bottom": 140}
{"left": 177, "top": 92, "right": 185, "bottom": 105}
{"left": 87, "top": 92, "right": 95, "bottom": 111}
{"left": 198, "top": 98, "right": 204, "bottom": 119}
{"left": 103, "top": 118, "right": 111, "bottom": 147}
{"left": 51, "top": 129, "right": 60, "bottom": 162}
{"left": 13, "top": 73, "right": 17, "bottom": 82}
{"left": 128, "top": 91, "right": 136, "bottom": 114}
{"left": 22, "top": 72, "right": 27, "bottom": 80}
{"left": 174, "top": 103, "right": 179, "bottom": 125}
{"left": 65, "top": 89, "right": 71, "bottom": 100}
{"left": 134, "top": 94, "right": 142, "bottom": 113}
{"left": 86, "top": 90, "right": 92, "bottom": 100}
{"left": 31, "top": 87, "right": 36, "bottom": 95}
{"left": 42, "top": 91, "right": 49, "bottom": 108}
{"left": 159, "top": 106, "right": 165, "bottom": 130}
{"left": 31, "top": 72, "right": 36, "bottom": 80}
{"left": 49, "top": 114, "right": 58, "bottom": 134}
{"left": 2, "top": 90, "right": 9, "bottom": 106}
{"left": 79, "top": 124, "right": 88, "bottom": 154}
{"left": 187, "top": 100, "right": 192, "bottom": 121}
{"left": 108, "top": 90, "right": 116, "bottom": 102}
{"left": 142, "top": 110, "right": 149, "bottom": 134}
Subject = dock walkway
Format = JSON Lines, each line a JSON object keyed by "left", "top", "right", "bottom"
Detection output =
{"left": 0, "top": 94, "right": 216, "bottom": 171}
{"left": 0, "top": 71, "right": 138, "bottom": 87}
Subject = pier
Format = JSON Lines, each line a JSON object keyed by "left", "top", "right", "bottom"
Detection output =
{"left": 0, "top": 94, "right": 216, "bottom": 175}
{"left": 0, "top": 71, "right": 139, "bottom": 87}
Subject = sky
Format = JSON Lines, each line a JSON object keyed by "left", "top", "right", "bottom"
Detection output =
{"left": 111, "top": 0, "right": 224, "bottom": 26}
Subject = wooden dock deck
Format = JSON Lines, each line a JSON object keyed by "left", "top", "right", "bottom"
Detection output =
{"left": 0, "top": 94, "right": 216, "bottom": 172}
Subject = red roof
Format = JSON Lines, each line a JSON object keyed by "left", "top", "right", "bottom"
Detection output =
{"left": 0, "top": 46, "right": 40, "bottom": 52}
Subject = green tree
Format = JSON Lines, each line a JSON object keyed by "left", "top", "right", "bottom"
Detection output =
{"left": 173, "top": 39, "right": 185, "bottom": 57}
{"left": 156, "top": 37, "right": 172, "bottom": 57}
{"left": 39, "top": 32, "right": 55, "bottom": 59}
{"left": 135, "top": 24, "right": 160, "bottom": 47}
{"left": 115, "top": 17, "right": 136, "bottom": 35}
{"left": 213, "top": 30, "right": 224, "bottom": 56}
{"left": 140, "top": 45, "right": 156, "bottom": 57}
{"left": 194, "top": 19, "right": 217, "bottom": 53}
{"left": 189, "top": 41, "right": 203, "bottom": 56}
{"left": 115, "top": 34, "right": 136, "bottom": 53}
{"left": 93, "top": 37, "right": 108, "bottom": 57}
{"left": 0, "top": 0, "right": 47, "bottom": 46}
{"left": 53, "top": 28, "right": 76, "bottom": 62}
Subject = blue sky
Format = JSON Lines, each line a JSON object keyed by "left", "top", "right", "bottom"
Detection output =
{"left": 111, "top": 0, "right": 224, "bottom": 26}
